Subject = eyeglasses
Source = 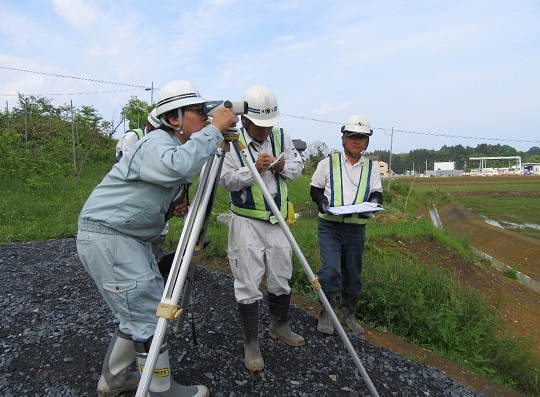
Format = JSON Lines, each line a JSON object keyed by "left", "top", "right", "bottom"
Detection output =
{"left": 183, "top": 107, "right": 204, "bottom": 115}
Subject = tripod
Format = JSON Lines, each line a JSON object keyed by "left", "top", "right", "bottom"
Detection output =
{"left": 135, "top": 134, "right": 380, "bottom": 397}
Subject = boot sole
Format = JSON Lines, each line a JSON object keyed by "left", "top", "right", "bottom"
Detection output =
{"left": 97, "top": 385, "right": 138, "bottom": 397}
{"left": 245, "top": 361, "right": 264, "bottom": 371}
{"left": 268, "top": 331, "right": 305, "bottom": 347}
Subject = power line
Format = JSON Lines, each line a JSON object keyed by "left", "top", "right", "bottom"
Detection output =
{"left": 282, "top": 115, "right": 539, "bottom": 145}
{"left": 1, "top": 88, "right": 141, "bottom": 96}
{"left": 395, "top": 129, "right": 539, "bottom": 144}
{"left": 0, "top": 65, "right": 148, "bottom": 89}
{"left": 281, "top": 113, "right": 341, "bottom": 125}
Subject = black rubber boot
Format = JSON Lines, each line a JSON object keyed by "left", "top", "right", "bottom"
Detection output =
{"left": 134, "top": 341, "right": 208, "bottom": 396}
{"left": 238, "top": 301, "right": 264, "bottom": 371}
{"left": 317, "top": 292, "right": 336, "bottom": 335}
{"left": 97, "top": 329, "right": 139, "bottom": 397}
{"left": 267, "top": 293, "right": 305, "bottom": 347}
{"left": 339, "top": 293, "right": 365, "bottom": 335}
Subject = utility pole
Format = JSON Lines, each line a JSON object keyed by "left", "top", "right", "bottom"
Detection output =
{"left": 5, "top": 101, "right": 9, "bottom": 130}
{"left": 70, "top": 100, "right": 76, "bottom": 165}
{"left": 146, "top": 82, "right": 154, "bottom": 104}
{"left": 23, "top": 96, "right": 28, "bottom": 150}
{"left": 387, "top": 127, "right": 393, "bottom": 191}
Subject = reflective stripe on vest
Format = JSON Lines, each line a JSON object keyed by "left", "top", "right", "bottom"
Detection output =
{"left": 134, "top": 128, "right": 144, "bottom": 139}
{"left": 230, "top": 128, "right": 287, "bottom": 224}
{"left": 319, "top": 152, "right": 372, "bottom": 225}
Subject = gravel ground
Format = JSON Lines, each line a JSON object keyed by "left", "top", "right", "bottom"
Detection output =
{"left": 0, "top": 239, "right": 484, "bottom": 397}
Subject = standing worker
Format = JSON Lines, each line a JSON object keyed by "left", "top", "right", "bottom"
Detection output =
{"left": 115, "top": 108, "right": 162, "bottom": 162}
{"left": 310, "top": 114, "right": 383, "bottom": 336}
{"left": 77, "top": 80, "right": 237, "bottom": 397}
{"left": 219, "top": 84, "right": 304, "bottom": 372}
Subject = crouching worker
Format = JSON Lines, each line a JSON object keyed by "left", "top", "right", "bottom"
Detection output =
{"left": 310, "top": 114, "right": 383, "bottom": 336}
{"left": 76, "top": 80, "right": 237, "bottom": 397}
{"left": 219, "top": 85, "right": 305, "bottom": 372}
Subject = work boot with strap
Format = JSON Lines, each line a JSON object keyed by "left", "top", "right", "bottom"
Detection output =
{"left": 267, "top": 293, "right": 305, "bottom": 347}
{"left": 317, "top": 292, "right": 336, "bottom": 335}
{"left": 238, "top": 301, "right": 264, "bottom": 371}
{"left": 135, "top": 341, "right": 208, "bottom": 397}
{"left": 97, "top": 329, "right": 140, "bottom": 397}
{"left": 339, "top": 293, "right": 365, "bottom": 335}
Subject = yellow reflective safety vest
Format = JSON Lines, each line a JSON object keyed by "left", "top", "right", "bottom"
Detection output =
{"left": 319, "top": 152, "right": 373, "bottom": 225}
{"left": 230, "top": 128, "right": 288, "bottom": 224}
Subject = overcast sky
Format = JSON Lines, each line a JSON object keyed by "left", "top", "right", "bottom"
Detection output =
{"left": 1, "top": 0, "right": 539, "bottom": 154}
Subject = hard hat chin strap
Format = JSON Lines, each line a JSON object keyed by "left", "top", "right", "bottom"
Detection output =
{"left": 160, "top": 110, "right": 190, "bottom": 142}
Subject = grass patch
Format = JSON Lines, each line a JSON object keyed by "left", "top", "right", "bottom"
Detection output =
{"left": 0, "top": 163, "right": 111, "bottom": 244}
{"left": 502, "top": 269, "right": 518, "bottom": 280}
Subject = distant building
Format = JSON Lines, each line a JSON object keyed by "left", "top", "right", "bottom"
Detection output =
{"left": 292, "top": 139, "right": 307, "bottom": 156}
{"left": 376, "top": 161, "right": 389, "bottom": 179}
{"left": 365, "top": 155, "right": 389, "bottom": 179}
{"left": 434, "top": 161, "right": 455, "bottom": 171}
{"left": 523, "top": 163, "right": 540, "bottom": 174}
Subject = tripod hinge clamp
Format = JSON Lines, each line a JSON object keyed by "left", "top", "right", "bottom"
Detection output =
{"left": 156, "top": 302, "right": 183, "bottom": 320}
{"left": 310, "top": 277, "right": 322, "bottom": 291}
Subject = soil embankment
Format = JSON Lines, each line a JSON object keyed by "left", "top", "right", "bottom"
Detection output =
{"left": 436, "top": 203, "right": 540, "bottom": 362}
{"left": 438, "top": 203, "right": 540, "bottom": 281}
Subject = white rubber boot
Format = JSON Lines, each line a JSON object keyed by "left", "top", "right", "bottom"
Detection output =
{"left": 135, "top": 342, "right": 208, "bottom": 397}
{"left": 97, "top": 329, "right": 140, "bottom": 397}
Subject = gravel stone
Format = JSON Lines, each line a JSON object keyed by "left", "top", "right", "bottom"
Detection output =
{"left": 0, "top": 239, "right": 484, "bottom": 397}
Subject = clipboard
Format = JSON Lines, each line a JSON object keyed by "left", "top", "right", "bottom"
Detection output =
{"left": 326, "top": 202, "right": 384, "bottom": 215}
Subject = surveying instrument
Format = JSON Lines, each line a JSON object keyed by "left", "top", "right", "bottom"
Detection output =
{"left": 135, "top": 101, "right": 380, "bottom": 397}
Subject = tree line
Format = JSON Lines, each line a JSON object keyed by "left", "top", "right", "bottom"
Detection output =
{"left": 1, "top": 94, "right": 539, "bottom": 185}
{"left": 303, "top": 140, "right": 540, "bottom": 174}
{"left": 370, "top": 144, "right": 540, "bottom": 174}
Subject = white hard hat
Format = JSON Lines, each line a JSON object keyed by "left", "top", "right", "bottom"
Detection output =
{"left": 147, "top": 108, "right": 161, "bottom": 128}
{"left": 242, "top": 84, "right": 281, "bottom": 127}
{"left": 341, "top": 114, "right": 373, "bottom": 136}
{"left": 155, "top": 80, "right": 205, "bottom": 117}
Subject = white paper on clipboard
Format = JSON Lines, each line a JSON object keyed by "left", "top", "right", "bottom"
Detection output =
{"left": 267, "top": 152, "right": 284, "bottom": 169}
{"left": 326, "top": 202, "right": 384, "bottom": 215}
